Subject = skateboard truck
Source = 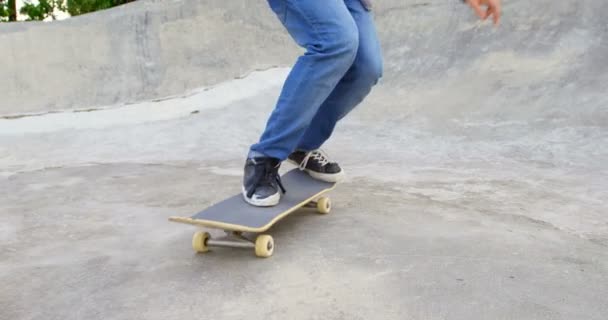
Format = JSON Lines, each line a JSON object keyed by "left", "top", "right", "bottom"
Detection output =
{"left": 207, "top": 231, "right": 257, "bottom": 249}
{"left": 304, "top": 197, "right": 331, "bottom": 213}
{"left": 192, "top": 230, "right": 275, "bottom": 258}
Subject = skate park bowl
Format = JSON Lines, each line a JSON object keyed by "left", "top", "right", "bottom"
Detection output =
{"left": 1, "top": 0, "right": 607, "bottom": 319}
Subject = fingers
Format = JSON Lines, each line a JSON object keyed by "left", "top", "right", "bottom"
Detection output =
{"left": 469, "top": 0, "right": 501, "bottom": 25}
{"left": 491, "top": 2, "right": 501, "bottom": 25}
{"left": 468, "top": 0, "right": 488, "bottom": 20}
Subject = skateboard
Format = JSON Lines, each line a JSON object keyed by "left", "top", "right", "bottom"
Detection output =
{"left": 169, "top": 168, "right": 336, "bottom": 258}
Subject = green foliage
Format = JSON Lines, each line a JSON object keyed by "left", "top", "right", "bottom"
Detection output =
{"left": 66, "top": 0, "right": 112, "bottom": 16}
{"left": 66, "top": 0, "right": 135, "bottom": 16}
{"left": 20, "top": 0, "right": 65, "bottom": 21}
{"left": 0, "top": 0, "right": 17, "bottom": 22}
{"left": 0, "top": 2, "right": 8, "bottom": 22}
{"left": 1, "top": 0, "right": 137, "bottom": 22}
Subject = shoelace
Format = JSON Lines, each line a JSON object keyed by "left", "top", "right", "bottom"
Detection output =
{"left": 266, "top": 164, "right": 286, "bottom": 194}
{"left": 299, "top": 149, "right": 330, "bottom": 170}
{"left": 247, "top": 161, "right": 286, "bottom": 198}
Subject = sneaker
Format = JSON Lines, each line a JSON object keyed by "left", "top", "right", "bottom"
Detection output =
{"left": 287, "top": 149, "right": 345, "bottom": 183}
{"left": 242, "top": 157, "right": 286, "bottom": 207}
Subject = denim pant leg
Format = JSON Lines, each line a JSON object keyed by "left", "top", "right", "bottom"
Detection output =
{"left": 296, "top": 0, "right": 383, "bottom": 151}
{"left": 250, "top": 0, "right": 360, "bottom": 161}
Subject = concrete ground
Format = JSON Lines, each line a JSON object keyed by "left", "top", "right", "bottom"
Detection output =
{"left": 1, "top": 0, "right": 607, "bottom": 319}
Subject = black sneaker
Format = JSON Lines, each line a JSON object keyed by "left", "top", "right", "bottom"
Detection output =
{"left": 287, "top": 149, "right": 345, "bottom": 183}
{"left": 242, "top": 157, "right": 286, "bottom": 207}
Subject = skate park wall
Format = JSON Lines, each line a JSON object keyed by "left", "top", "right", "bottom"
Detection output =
{"left": 0, "top": 0, "right": 606, "bottom": 128}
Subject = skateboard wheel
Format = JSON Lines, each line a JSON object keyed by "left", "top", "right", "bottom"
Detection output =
{"left": 316, "top": 197, "right": 331, "bottom": 214}
{"left": 254, "top": 235, "right": 274, "bottom": 258}
{"left": 192, "top": 231, "right": 210, "bottom": 253}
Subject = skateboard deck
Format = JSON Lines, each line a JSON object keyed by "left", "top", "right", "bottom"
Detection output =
{"left": 169, "top": 168, "right": 336, "bottom": 257}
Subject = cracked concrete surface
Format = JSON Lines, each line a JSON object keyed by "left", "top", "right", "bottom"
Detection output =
{"left": 1, "top": 0, "right": 607, "bottom": 319}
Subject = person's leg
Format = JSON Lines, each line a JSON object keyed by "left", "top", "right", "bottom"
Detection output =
{"left": 243, "top": 0, "right": 360, "bottom": 206}
{"left": 249, "top": 0, "right": 360, "bottom": 161}
{"left": 295, "top": 0, "right": 383, "bottom": 152}
{"left": 286, "top": 0, "right": 383, "bottom": 183}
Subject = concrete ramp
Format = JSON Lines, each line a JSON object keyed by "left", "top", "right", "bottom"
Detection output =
{"left": 1, "top": 0, "right": 606, "bottom": 125}
{"left": 1, "top": 1, "right": 607, "bottom": 319}
{"left": 0, "top": 0, "right": 298, "bottom": 115}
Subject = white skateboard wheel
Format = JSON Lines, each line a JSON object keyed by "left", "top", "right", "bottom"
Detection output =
{"left": 192, "top": 231, "right": 210, "bottom": 253}
{"left": 316, "top": 197, "right": 331, "bottom": 214}
{"left": 255, "top": 234, "right": 274, "bottom": 258}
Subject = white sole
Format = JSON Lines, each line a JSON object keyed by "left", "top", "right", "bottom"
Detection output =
{"left": 307, "top": 169, "right": 345, "bottom": 183}
{"left": 242, "top": 186, "right": 280, "bottom": 207}
{"left": 287, "top": 159, "right": 345, "bottom": 183}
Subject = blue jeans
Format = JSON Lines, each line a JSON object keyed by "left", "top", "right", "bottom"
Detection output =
{"left": 249, "top": 0, "right": 383, "bottom": 160}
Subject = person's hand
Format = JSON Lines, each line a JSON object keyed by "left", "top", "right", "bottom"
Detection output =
{"left": 466, "top": 0, "right": 501, "bottom": 26}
